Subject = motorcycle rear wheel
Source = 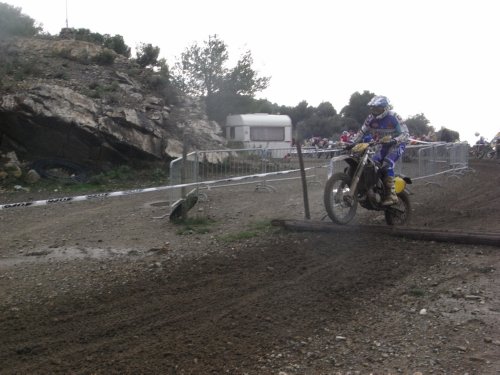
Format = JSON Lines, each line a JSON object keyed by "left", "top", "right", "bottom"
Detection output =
{"left": 324, "top": 172, "right": 358, "bottom": 225}
{"left": 384, "top": 190, "right": 411, "bottom": 225}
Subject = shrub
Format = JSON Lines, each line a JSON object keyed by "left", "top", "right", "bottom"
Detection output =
{"left": 105, "top": 92, "right": 120, "bottom": 105}
{"left": 70, "top": 28, "right": 104, "bottom": 45}
{"left": 88, "top": 81, "right": 99, "bottom": 90}
{"left": 86, "top": 81, "right": 120, "bottom": 100}
{"left": 55, "top": 48, "right": 90, "bottom": 65}
{"left": 93, "top": 50, "right": 115, "bottom": 66}
{"left": 20, "top": 59, "right": 42, "bottom": 76}
{"left": 59, "top": 28, "right": 131, "bottom": 58}
{"left": 147, "top": 73, "right": 169, "bottom": 91}
{"left": 55, "top": 48, "right": 73, "bottom": 59}
{"left": 7, "top": 58, "right": 42, "bottom": 81}
{"left": 0, "top": 3, "right": 42, "bottom": 37}
{"left": 103, "top": 34, "right": 131, "bottom": 58}
{"left": 135, "top": 43, "right": 160, "bottom": 68}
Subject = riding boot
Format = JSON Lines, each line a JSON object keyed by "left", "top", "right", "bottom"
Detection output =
{"left": 382, "top": 176, "right": 399, "bottom": 206}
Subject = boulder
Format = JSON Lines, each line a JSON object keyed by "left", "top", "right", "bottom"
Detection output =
{"left": 25, "top": 169, "right": 41, "bottom": 183}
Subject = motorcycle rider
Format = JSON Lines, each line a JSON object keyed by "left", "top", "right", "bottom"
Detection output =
{"left": 348, "top": 95, "right": 409, "bottom": 205}
{"left": 494, "top": 132, "right": 500, "bottom": 159}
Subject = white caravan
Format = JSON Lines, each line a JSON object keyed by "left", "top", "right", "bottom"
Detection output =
{"left": 225, "top": 113, "right": 292, "bottom": 149}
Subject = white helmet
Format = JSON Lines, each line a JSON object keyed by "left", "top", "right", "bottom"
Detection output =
{"left": 368, "top": 95, "right": 391, "bottom": 119}
{"left": 367, "top": 95, "right": 390, "bottom": 108}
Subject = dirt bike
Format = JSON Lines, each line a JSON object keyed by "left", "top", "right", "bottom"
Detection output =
{"left": 484, "top": 143, "right": 497, "bottom": 159}
{"left": 470, "top": 143, "right": 495, "bottom": 159}
{"left": 323, "top": 142, "right": 412, "bottom": 225}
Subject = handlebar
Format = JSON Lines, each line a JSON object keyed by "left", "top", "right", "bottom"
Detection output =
{"left": 344, "top": 139, "right": 398, "bottom": 150}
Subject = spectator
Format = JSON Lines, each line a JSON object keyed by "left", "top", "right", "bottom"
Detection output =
{"left": 492, "top": 132, "right": 500, "bottom": 159}
{"left": 340, "top": 131, "right": 350, "bottom": 143}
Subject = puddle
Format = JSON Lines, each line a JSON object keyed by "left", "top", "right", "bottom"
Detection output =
{"left": 0, "top": 246, "right": 144, "bottom": 268}
{"left": 144, "top": 200, "right": 170, "bottom": 208}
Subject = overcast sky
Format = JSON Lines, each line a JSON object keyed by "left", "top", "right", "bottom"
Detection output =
{"left": 3, "top": 0, "right": 499, "bottom": 143}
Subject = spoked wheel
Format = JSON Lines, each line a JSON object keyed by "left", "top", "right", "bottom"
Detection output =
{"left": 384, "top": 190, "right": 411, "bottom": 225}
{"left": 323, "top": 172, "right": 358, "bottom": 225}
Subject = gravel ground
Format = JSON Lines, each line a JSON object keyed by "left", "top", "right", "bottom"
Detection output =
{"left": 0, "top": 158, "right": 499, "bottom": 374}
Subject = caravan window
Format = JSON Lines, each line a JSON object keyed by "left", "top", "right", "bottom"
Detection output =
{"left": 250, "top": 127, "right": 285, "bottom": 141}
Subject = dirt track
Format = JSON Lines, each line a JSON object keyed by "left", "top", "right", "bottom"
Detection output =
{"left": 0, "top": 159, "right": 499, "bottom": 374}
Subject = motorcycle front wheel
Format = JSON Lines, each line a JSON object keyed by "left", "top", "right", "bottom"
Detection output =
{"left": 476, "top": 148, "right": 486, "bottom": 159}
{"left": 324, "top": 172, "right": 358, "bottom": 225}
{"left": 384, "top": 191, "right": 411, "bottom": 225}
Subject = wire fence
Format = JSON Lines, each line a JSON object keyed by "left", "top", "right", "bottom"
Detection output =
{"left": 168, "top": 142, "right": 470, "bottom": 211}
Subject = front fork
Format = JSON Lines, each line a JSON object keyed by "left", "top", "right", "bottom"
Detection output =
{"left": 344, "top": 152, "right": 369, "bottom": 204}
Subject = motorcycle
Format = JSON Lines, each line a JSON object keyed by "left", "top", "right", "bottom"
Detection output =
{"left": 484, "top": 143, "right": 497, "bottom": 159}
{"left": 470, "top": 142, "right": 496, "bottom": 159}
{"left": 323, "top": 142, "right": 412, "bottom": 225}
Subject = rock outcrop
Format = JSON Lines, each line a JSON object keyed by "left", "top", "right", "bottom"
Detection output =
{"left": 0, "top": 36, "right": 227, "bottom": 167}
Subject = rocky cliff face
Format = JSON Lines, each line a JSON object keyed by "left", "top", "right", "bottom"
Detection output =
{"left": 0, "top": 36, "right": 226, "bottom": 168}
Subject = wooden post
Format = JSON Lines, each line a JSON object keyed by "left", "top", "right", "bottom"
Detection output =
{"left": 296, "top": 140, "right": 310, "bottom": 220}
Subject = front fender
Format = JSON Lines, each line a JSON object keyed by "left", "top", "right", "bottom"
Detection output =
{"left": 327, "top": 154, "right": 353, "bottom": 178}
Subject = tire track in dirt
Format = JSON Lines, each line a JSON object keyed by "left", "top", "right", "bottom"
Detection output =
{"left": 0, "top": 231, "right": 442, "bottom": 374}
{"left": 1, "top": 160, "right": 499, "bottom": 374}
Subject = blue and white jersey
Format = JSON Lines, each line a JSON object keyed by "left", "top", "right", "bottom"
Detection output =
{"left": 356, "top": 111, "right": 409, "bottom": 143}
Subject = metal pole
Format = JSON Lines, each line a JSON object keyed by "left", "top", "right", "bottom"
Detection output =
{"left": 180, "top": 132, "right": 189, "bottom": 220}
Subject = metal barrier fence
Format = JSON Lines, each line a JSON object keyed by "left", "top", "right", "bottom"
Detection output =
{"left": 400, "top": 142, "right": 469, "bottom": 180}
{"left": 328, "top": 142, "right": 469, "bottom": 180}
{"left": 0, "top": 142, "right": 469, "bottom": 212}
{"left": 167, "top": 147, "right": 341, "bottom": 207}
{"left": 168, "top": 142, "right": 469, "bottom": 211}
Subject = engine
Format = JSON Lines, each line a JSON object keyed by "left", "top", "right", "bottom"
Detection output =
{"left": 359, "top": 182, "right": 384, "bottom": 210}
